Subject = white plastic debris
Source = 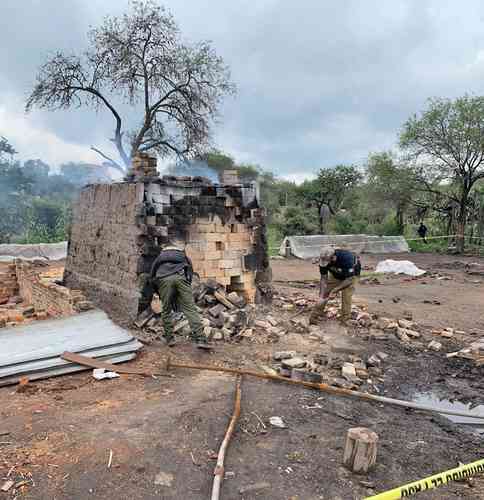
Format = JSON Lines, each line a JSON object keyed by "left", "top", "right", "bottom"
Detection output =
{"left": 92, "top": 368, "right": 120, "bottom": 380}
{"left": 269, "top": 416, "right": 287, "bottom": 428}
{"left": 375, "top": 259, "right": 426, "bottom": 277}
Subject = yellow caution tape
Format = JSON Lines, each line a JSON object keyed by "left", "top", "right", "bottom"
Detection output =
{"left": 364, "top": 458, "right": 484, "bottom": 499}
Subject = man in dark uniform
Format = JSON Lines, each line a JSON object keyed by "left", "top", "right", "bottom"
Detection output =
{"left": 310, "top": 245, "right": 361, "bottom": 324}
{"left": 150, "top": 239, "right": 211, "bottom": 350}
{"left": 418, "top": 222, "right": 428, "bottom": 243}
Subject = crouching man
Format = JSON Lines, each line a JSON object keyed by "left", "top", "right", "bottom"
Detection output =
{"left": 150, "top": 239, "right": 211, "bottom": 350}
{"left": 309, "top": 246, "right": 361, "bottom": 325}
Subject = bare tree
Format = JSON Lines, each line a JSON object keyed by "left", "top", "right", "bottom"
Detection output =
{"left": 26, "top": 0, "right": 235, "bottom": 172}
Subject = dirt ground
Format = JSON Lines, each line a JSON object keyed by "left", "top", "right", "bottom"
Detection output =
{"left": 1, "top": 253, "right": 484, "bottom": 499}
{"left": 272, "top": 252, "right": 484, "bottom": 332}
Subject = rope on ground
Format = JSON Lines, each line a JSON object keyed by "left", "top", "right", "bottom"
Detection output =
{"left": 211, "top": 375, "right": 242, "bottom": 500}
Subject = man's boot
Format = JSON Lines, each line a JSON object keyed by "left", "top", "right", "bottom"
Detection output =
{"left": 162, "top": 335, "right": 177, "bottom": 347}
{"left": 192, "top": 330, "right": 213, "bottom": 350}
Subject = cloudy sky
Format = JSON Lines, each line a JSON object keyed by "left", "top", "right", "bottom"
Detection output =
{"left": 2, "top": 0, "right": 484, "bottom": 182}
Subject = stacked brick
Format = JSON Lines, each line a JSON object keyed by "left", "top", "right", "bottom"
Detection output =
{"left": 64, "top": 182, "right": 145, "bottom": 323}
{"left": 0, "top": 262, "right": 18, "bottom": 305}
{"left": 125, "top": 152, "right": 158, "bottom": 181}
{"left": 185, "top": 218, "right": 257, "bottom": 302}
{"left": 0, "top": 261, "right": 93, "bottom": 328}
{"left": 15, "top": 261, "right": 73, "bottom": 316}
{"left": 219, "top": 170, "right": 240, "bottom": 184}
{"left": 15, "top": 261, "right": 92, "bottom": 317}
{"left": 140, "top": 178, "right": 267, "bottom": 305}
{"left": 64, "top": 154, "right": 271, "bottom": 325}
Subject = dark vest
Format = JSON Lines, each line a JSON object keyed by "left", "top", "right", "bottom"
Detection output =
{"left": 150, "top": 248, "right": 193, "bottom": 282}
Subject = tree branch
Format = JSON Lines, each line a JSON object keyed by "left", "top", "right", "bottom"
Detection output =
{"left": 90, "top": 146, "right": 125, "bottom": 173}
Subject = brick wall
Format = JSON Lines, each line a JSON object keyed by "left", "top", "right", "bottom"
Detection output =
{"left": 16, "top": 260, "right": 76, "bottom": 316}
{"left": 0, "top": 262, "right": 18, "bottom": 304}
{"left": 185, "top": 216, "right": 257, "bottom": 302}
{"left": 64, "top": 182, "right": 145, "bottom": 323}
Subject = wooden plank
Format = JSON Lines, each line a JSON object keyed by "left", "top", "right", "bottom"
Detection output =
{"left": 214, "top": 290, "right": 235, "bottom": 309}
{"left": 61, "top": 351, "right": 168, "bottom": 377}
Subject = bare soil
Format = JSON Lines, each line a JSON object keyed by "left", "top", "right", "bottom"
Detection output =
{"left": 272, "top": 252, "right": 484, "bottom": 332}
{"left": 2, "top": 253, "right": 484, "bottom": 499}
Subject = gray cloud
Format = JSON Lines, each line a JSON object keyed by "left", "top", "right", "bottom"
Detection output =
{"left": 2, "top": 0, "right": 484, "bottom": 178}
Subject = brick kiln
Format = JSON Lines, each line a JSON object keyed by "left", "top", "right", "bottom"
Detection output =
{"left": 64, "top": 154, "right": 271, "bottom": 325}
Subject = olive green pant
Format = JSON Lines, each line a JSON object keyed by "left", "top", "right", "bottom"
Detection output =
{"left": 158, "top": 273, "right": 204, "bottom": 341}
{"left": 310, "top": 274, "right": 355, "bottom": 322}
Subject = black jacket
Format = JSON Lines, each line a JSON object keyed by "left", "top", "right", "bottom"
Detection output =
{"left": 320, "top": 249, "right": 361, "bottom": 280}
{"left": 150, "top": 248, "right": 194, "bottom": 283}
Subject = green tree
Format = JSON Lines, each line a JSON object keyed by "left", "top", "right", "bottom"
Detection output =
{"left": 275, "top": 205, "right": 319, "bottom": 236}
{"left": 0, "top": 140, "right": 31, "bottom": 242}
{"left": 366, "top": 152, "right": 417, "bottom": 234}
{"left": 400, "top": 96, "right": 484, "bottom": 252}
{"left": 202, "top": 150, "right": 236, "bottom": 174}
{"left": 201, "top": 151, "right": 260, "bottom": 182}
{"left": 22, "top": 199, "right": 70, "bottom": 243}
{"left": 26, "top": 0, "right": 235, "bottom": 171}
{"left": 298, "top": 164, "right": 362, "bottom": 233}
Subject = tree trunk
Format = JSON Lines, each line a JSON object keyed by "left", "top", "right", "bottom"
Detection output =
{"left": 446, "top": 210, "right": 453, "bottom": 237}
{"left": 396, "top": 206, "right": 404, "bottom": 235}
{"left": 456, "top": 197, "right": 468, "bottom": 253}
{"left": 318, "top": 204, "right": 325, "bottom": 235}
{"left": 478, "top": 203, "right": 484, "bottom": 246}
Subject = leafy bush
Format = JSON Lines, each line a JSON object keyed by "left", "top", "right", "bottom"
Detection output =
{"left": 367, "top": 214, "right": 402, "bottom": 236}
{"left": 328, "top": 212, "right": 367, "bottom": 234}
{"left": 274, "top": 205, "right": 319, "bottom": 237}
{"left": 408, "top": 238, "right": 448, "bottom": 253}
{"left": 19, "top": 199, "right": 70, "bottom": 243}
{"left": 267, "top": 225, "right": 283, "bottom": 256}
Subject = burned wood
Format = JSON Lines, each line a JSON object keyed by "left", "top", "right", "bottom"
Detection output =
{"left": 63, "top": 352, "right": 484, "bottom": 421}
{"left": 211, "top": 375, "right": 242, "bottom": 500}
{"left": 164, "top": 357, "right": 484, "bottom": 421}
{"left": 61, "top": 352, "right": 170, "bottom": 377}
{"left": 214, "top": 290, "right": 235, "bottom": 310}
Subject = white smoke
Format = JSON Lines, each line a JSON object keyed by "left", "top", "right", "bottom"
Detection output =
{"left": 162, "top": 159, "right": 219, "bottom": 183}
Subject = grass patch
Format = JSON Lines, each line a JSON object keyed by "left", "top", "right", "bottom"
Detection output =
{"left": 408, "top": 238, "right": 448, "bottom": 253}
{"left": 267, "top": 225, "right": 283, "bottom": 257}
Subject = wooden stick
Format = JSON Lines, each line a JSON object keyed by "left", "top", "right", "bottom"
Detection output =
{"left": 61, "top": 352, "right": 170, "bottom": 377}
{"left": 63, "top": 352, "right": 484, "bottom": 421}
{"left": 211, "top": 376, "right": 242, "bottom": 500}
{"left": 168, "top": 359, "right": 484, "bottom": 421}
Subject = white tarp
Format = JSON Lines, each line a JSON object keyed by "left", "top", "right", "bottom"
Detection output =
{"left": 375, "top": 259, "right": 426, "bottom": 277}
{"left": 0, "top": 242, "right": 68, "bottom": 261}
{"left": 279, "top": 234, "right": 409, "bottom": 259}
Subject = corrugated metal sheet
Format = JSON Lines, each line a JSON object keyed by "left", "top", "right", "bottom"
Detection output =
{"left": 0, "top": 309, "right": 142, "bottom": 386}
